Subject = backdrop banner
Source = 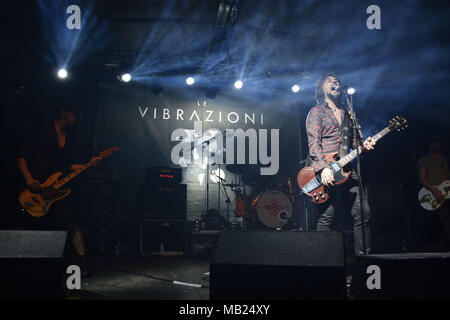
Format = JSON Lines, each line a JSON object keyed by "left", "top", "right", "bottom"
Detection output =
{"left": 93, "top": 82, "right": 302, "bottom": 221}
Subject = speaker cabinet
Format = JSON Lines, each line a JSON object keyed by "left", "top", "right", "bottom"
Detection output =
{"left": 352, "top": 252, "right": 450, "bottom": 300}
{"left": 139, "top": 183, "right": 186, "bottom": 219}
{"left": 210, "top": 230, "right": 346, "bottom": 300}
{"left": 0, "top": 230, "right": 68, "bottom": 299}
{"left": 140, "top": 219, "right": 187, "bottom": 255}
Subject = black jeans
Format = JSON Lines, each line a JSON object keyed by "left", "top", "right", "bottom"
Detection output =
{"left": 423, "top": 203, "right": 450, "bottom": 251}
{"left": 315, "top": 173, "right": 371, "bottom": 255}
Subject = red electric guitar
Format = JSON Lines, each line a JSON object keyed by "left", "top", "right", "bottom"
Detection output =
{"left": 297, "top": 116, "right": 407, "bottom": 204}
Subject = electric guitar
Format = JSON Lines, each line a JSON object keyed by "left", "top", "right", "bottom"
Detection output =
{"left": 297, "top": 116, "right": 407, "bottom": 204}
{"left": 418, "top": 180, "right": 450, "bottom": 211}
{"left": 19, "top": 146, "right": 119, "bottom": 217}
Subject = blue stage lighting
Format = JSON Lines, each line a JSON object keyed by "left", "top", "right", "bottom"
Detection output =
{"left": 57, "top": 69, "right": 68, "bottom": 79}
{"left": 121, "top": 73, "right": 132, "bottom": 82}
{"left": 292, "top": 84, "right": 300, "bottom": 93}
{"left": 234, "top": 80, "right": 243, "bottom": 89}
{"left": 186, "top": 77, "right": 195, "bottom": 86}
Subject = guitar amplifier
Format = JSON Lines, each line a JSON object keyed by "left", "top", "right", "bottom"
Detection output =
{"left": 145, "top": 167, "right": 182, "bottom": 184}
{"left": 139, "top": 183, "right": 186, "bottom": 219}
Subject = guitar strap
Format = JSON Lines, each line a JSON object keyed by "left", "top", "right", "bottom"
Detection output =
{"left": 304, "top": 108, "right": 353, "bottom": 168}
{"left": 339, "top": 110, "right": 353, "bottom": 159}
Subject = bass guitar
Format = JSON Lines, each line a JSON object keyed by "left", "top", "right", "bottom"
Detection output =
{"left": 418, "top": 180, "right": 450, "bottom": 211}
{"left": 19, "top": 146, "right": 118, "bottom": 217}
{"left": 297, "top": 116, "right": 407, "bottom": 204}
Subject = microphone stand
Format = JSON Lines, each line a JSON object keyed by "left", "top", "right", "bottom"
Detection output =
{"left": 344, "top": 93, "right": 368, "bottom": 255}
{"left": 191, "top": 130, "right": 226, "bottom": 220}
{"left": 215, "top": 174, "right": 231, "bottom": 228}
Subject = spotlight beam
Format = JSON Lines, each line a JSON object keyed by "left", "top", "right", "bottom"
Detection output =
{"left": 57, "top": 69, "right": 67, "bottom": 79}
{"left": 186, "top": 77, "right": 195, "bottom": 86}
{"left": 121, "top": 73, "right": 132, "bottom": 82}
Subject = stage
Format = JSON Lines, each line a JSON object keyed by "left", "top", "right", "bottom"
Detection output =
{"left": 70, "top": 256, "right": 210, "bottom": 300}
{"left": 65, "top": 251, "right": 450, "bottom": 300}
{"left": 2, "top": 0, "right": 450, "bottom": 307}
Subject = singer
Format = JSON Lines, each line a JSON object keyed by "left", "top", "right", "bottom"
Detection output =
{"left": 305, "top": 73, "right": 375, "bottom": 254}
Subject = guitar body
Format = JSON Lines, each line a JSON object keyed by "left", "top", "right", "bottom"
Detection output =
{"left": 18, "top": 172, "right": 71, "bottom": 217}
{"left": 418, "top": 180, "right": 450, "bottom": 211}
{"left": 297, "top": 152, "right": 351, "bottom": 204}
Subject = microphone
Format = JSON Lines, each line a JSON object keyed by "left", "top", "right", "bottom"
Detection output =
{"left": 331, "top": 85, "right": 349, "bottom": 92}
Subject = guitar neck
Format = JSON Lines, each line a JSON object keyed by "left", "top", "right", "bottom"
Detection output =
{"left": 52, "top": 160, "right": 96, "bottom": 189}
{"left": 337, "top": 126, "right": 391, "bottom": 167}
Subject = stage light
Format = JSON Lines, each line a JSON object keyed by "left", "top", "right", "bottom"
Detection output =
{"left": 210, "top": 168, "right": 225, "bottom": 183}
{"left": 234, "top": 80, "right": 243, "bottom": 90}
{"left": 121, "top": 73, "right": 132, "bottom": 82}
{"left": 292, "top": 84, "right": 300, "bottom": 93}
{"left": 347, "top": 87, "right": 355, "bottom": 95}
{"left": 186, "top": 77, "right": 195, "bottom": 86}
{"left": 57, "top": 69, "right": 67, "bottom": 79}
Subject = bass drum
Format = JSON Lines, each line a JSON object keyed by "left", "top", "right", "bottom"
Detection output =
{"left": 255, "top": 190, "right": 293, "bottom": 229}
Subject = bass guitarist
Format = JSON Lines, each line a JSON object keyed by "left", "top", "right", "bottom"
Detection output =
{"left": 17, "top": 105, "right": 100, "bottom": 277}
{"left": 305, "top": 73, "right": 375, "bottom": 255}
{"left": 418, "top": 136, "right": 450, "bottom": 250}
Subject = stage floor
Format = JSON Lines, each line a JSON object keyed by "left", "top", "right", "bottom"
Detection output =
{"left": 71, "top": 256, "right": 211, "bottom": 300}
{"left": 67, "top": 252, "right": 450, "bottom": 300}
{"left": 70, "top": 255, "right": 357, "bottom": 300}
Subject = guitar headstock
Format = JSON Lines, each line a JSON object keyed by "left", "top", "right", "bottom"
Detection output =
{"left": 99, "top": 146, "right": 119, "bottom": 159}
{"left": 388, "top": 116, "right": 408, "bottom": 132}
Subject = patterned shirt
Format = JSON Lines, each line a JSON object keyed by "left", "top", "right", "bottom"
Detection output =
{"left": 306, "top": 101, "right": 357, "bottom": 172}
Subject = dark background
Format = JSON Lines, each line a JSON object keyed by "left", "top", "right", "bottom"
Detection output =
{"left": 1, "top": 0, "right": 449, "bottom": 252}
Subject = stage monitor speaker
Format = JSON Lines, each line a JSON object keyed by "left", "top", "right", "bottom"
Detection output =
{"left": 352, "top": 253, "right": 450, "bottom": 300}
{"left": 0, "top": 230, "right": 68, "bottom": 300}
{"left": 210, "top": 230, "right": 346, "bottom": 300}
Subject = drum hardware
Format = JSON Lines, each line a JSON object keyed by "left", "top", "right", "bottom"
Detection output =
{"left": 210, "top": 165, "right": 302, "bottom": 230}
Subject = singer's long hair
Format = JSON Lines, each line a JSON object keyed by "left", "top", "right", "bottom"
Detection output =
{"left": 315, "top": 72, "right": 342, "bottom": 106}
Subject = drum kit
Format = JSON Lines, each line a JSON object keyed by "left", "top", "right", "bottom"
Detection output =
{"left": 224, "top": 164, "right": 299, "bottom": 230}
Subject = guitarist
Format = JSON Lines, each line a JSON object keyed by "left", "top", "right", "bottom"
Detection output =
{"left": 418, "top": 136, "right": 450, "bottom": 250}
{"left": 305, "top": 73, "right": 375, "bottom": 255}
{"left": 17, "top": 106, "right": 100, "bottom": 277}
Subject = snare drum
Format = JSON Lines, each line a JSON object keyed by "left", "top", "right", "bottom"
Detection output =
{"left": 255, "top": 190, "right": 293, "bottom": 229}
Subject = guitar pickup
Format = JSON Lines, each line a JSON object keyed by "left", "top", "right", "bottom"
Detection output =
{"left": 24, "top": 201, "right": 34, "bottom": 208}
{"left": 31, "top": 197, "right": 40, "bottom": 204}
{"left": 330, "top": 163, "right": 340, "bottom": 171}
